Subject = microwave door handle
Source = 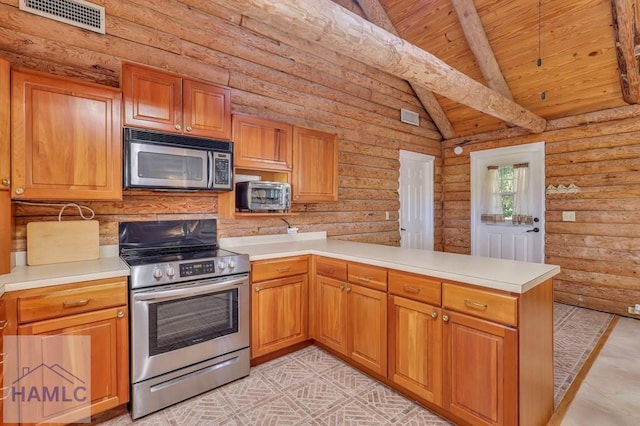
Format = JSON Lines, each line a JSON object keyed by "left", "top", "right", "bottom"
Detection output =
{"left": 133, "top": 275, "right": 248, "bottom": 303}
{"left": 207, "top": 151, "right": 214, "bottom": 188}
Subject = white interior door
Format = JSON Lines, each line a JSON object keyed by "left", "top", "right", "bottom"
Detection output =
{"left": 399, "top": 150, "right": 434, "bottom": 250}
{"left": 470, "top": 142, "right": 545, "bottom": 263}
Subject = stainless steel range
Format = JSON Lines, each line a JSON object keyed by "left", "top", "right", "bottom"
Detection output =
{"left": 119, "top": 219, "right": 250, "bottom": 420}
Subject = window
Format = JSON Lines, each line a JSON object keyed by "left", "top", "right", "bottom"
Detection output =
{"left": 498, "top": 166, "right": 514, "bottom": 220}
{"left": 482, "top": 163, "right": 531, "bottom": 225}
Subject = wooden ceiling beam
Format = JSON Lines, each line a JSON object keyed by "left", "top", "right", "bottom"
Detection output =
{"left": 611, "top": 0, "right": 640, "bottom": 104}
{"left": 356, "top": 0, "right": 456, "bottom": 139}
{"left": 234, "top": 0, "right": 547, "bottom": 133}
{"left": 451, "top": 0, "right": 513, "bottom": 101}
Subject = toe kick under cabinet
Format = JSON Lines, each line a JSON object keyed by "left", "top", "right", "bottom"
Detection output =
{"left": 2, "top": 277, "right": 129, "bottom": 425}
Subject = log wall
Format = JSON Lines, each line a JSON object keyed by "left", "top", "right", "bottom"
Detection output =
{"left": 442, "top": 116, "right": 640, "bottom": 317}
{"left": 0, "top": 0, "right": 443, "bottom": 251}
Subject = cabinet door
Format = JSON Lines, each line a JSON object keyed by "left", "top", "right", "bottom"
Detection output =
{"left": 315, "top": 275, "right": 348, "bottom": 355}
{"left": 12, "top": 70, "right": 122, "bottom": 200}
{"left": 0, "top": 58, "right": 10, "bottom": 274}
{"left": 183, "top": 79, "right": 231, "bottom": 140}
{"left": 443, "top": 310, "right": 518, "bottom": 426}
{"left": 14, "top": 307, "right": 129, "bottom": 424}
{"left": 233, "top": 115, "right": 293, "bottom": 170}
{"left": 251, "top": 274, "right": 308, "bottom": 358}
{"left": 122, "top": 63, "right": 182, "bottom": 133}
{"left": 347, "top": 284, "right": 387, "bottom": 375}
{"left": 292, "top": 127, "right": 338, "bottom": 203}
{"left": 388, "top": 295, "right": 442, "bottom": 405}
{"left": 0, "top": 57, "right": 9, "bottom": 191}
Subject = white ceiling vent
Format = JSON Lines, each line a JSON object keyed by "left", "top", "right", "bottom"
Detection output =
{"left": 19, "top": 0, "right": 105, "bottom": 34}
{"left": 400, "top": 108, "right": 420, "bottom": 126}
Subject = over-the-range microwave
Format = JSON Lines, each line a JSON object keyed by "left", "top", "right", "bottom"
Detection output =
{"left": 123, "top": 128, "right": 233, "bottom": 191}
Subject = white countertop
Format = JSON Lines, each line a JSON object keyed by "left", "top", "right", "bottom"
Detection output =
{"left": 0, "top": 254, "right": 130, "bottom": 294}
{"left": 221, "top": 232, "right": 560, "bottom": 294}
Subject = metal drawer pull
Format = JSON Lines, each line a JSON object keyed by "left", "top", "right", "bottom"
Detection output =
{"left": 255, "top": 287, "right": 261, "bottom": 292}
{"left": 0, "top": 386, "right": 9, "bottom": 400}
{"left": 63, "top": 299, "right": 90, "bottom": 308}
{"left": 464, "top": 299, "right": 488, "bottom": 310}
{"left": 442, "top": 314, "right": 449, "bottom": 322}
{"left": 403, "top": 285, "right": 421, "bottom": 294}
{"left": 357, "top": 275, "right": 371, "bottom": 282}
{"left": 117, "top": 311, "right": 125, "bottom": 318}
{"left": 275, "top": 267, "right": 290, "bottom": 272}
{"left": 346, "top": 287, "right": 352, "bottom": 293}
{"left": 0, "top": 319, "right": 7, "bottom": 330}
{"left": 339, "top": 285, "right": 345, "bottom": 291}
{"left": 431, "top": 311, "right": 438, "bottom": 319}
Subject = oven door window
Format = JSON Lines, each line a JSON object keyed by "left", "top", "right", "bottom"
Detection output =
{"left": 148, "top": 288, "right": 238, "bottom": 356}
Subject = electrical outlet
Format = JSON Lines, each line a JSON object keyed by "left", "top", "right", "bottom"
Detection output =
{"left": 385, "top": 211, "right": 390, "bottom": 220}
{"left": 628, "top": 306, "right": 640, "bottom": 315}
{"left": 562, "top": 211, "right": 575, "bottom": 222}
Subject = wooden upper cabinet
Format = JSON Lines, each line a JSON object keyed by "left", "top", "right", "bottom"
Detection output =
{"left": 11, "top": 69, "right": 122, "bottom": 201}
{"left": 0, "top": 58, "right": 11, "bottom": 275}
{"left": 233, "top": 115, "right": 293, "bottom": 170}
{"left": 0, "top": 57, "right": 9, "bottom": 192}
{"left": 122, "top": 63, "right": 231, "bottom": 140}
{"left": 292, "top": 127, "right": 338, "bottom": 203}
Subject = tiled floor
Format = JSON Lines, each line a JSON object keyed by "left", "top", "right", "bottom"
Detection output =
{"left": 560, "top": 317, "right": 640, "bottom": 425}
{"left": 99, "top": 304, "right": 629, "bottom": 426}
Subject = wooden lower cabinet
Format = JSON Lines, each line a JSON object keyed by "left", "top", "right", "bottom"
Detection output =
{"left": 347, "top": 283, "right": 387, "bottom": 375}
{"left": 314, "top": 273, "right": 387, "bottom": 376}
{"left": 17, "top": 307, "right": 129, "bottom": 425}
{"left": 2, "top": 277, "right": 129, "bottom": 425}
{"left": 442, "top": 310, "right": 518, "bottom": 426}
{"left": 251, "top": 274, "right": 308, "bottom": 358}
{"left": 388, "top": 295, "right": 442, "bottom": 405}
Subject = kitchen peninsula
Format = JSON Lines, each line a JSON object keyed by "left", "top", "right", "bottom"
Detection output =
{"left": 222, "top": 232, "right": 560, "bottom": 426}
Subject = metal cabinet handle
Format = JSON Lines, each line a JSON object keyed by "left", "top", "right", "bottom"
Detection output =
{"left": 403, "top": 285, "right": 421, "bottom": 294}
{"left": 276, "top": 267, "right": 291, "bottom": 272}
{"left": 431, "top": 311, "right": 438, "bottom": 319}
{"left": 339, "top": 285, "right": 345, "bottom": 291}
{"left": 255, "top": 286, "right": 261, "bottom": 292}
{"left": 15, "top": 187, "right": 24, "bottom": 195}
{"left": 464, "top": 299, "right": 488, "bottom": 311}
{"left": 346, "top": 287, "right": 352, "bottom": 293}
{"left": 186, "top": 126, "right": 193, "bottom": 132}
{"left": 1, "top": 178, "right": 9, "bottom": 186}
{"left": 357, "top": 275, "right": 371, "bottom": 282}
{"left": 63, "top": 299, "right": 90, "bottom": 308}
{"left": 442, "top": 314, "right": 449, "bottom": 322}
{"left": 175, "top": 124, "right": 181, "bottom": 130}
{"left": 0, "top": 319, "right": 7, "bottom": 330}
{"left": 117, "top": 311, "right": 125, "bottom": 318}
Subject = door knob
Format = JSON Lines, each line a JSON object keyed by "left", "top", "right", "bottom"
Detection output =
{"left": 400, "top": 228, "right": 406, "bottom": 231}
{"left": 526, "top": 227, "right": 540, "bottom": 233}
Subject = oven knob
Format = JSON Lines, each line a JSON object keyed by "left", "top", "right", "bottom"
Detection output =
{"left": 218, "top": 261, "right": 227, "bottom": 270}
{"left": 166, "top": 266, "right": 176, "bottom": 277}
{"left": 228, "top": 260, "right": 236, "bottom": 269}
{"left": 153, "top": 267, "right": 164, "bottom": 279}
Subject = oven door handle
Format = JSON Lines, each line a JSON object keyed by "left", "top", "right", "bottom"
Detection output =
{"left": 133, "top": 275, "right": 248, "bottom": 303}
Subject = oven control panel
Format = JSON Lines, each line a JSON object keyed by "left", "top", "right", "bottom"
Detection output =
{"left": 180, "top": 260, "right": 215, "bottom": 277}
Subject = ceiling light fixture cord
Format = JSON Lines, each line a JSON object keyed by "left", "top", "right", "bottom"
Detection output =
{"left": 537, "top": 0, "right": 546, "bottom": 100}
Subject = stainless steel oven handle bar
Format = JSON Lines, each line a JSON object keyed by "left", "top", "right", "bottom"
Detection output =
{"left": 132, "top": 274, "right": 249, "bottom": 303}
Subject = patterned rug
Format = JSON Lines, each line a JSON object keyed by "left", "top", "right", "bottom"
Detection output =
{"left": 97, "top": 303, "right": 613, "bottom": 425}
{"left": 553, "top": 302, "right": 615, "bottom": 406}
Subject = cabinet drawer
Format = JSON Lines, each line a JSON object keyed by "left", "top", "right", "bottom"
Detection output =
{"left": 442, "top": 283, "right": 518, "bottom": 326}
{"left": 18, "top": 280, "right": 127, "bottom": 324}
{"left": 251, "top": 256, "right": 309, "bottom": 282}
{"left": 348, "top": 263, "right": 387, "bottom": 291}
{"left": 388, "top": 270, "right": 441, "bottom": 305}
{"left": 316, "top": 257, "right": 347, "bottom": 281}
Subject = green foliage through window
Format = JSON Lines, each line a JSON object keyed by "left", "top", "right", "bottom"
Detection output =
{"left": 498, "top": 166, "right": 514, "bottom": 219}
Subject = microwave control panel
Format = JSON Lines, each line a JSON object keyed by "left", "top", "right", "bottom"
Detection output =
{"left": 213, "top": 152, "right": 232, "bottom": 189}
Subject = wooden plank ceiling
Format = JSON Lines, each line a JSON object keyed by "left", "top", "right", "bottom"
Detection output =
{"left": 335, "top": 0, "right": 633, "bottom": 138}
